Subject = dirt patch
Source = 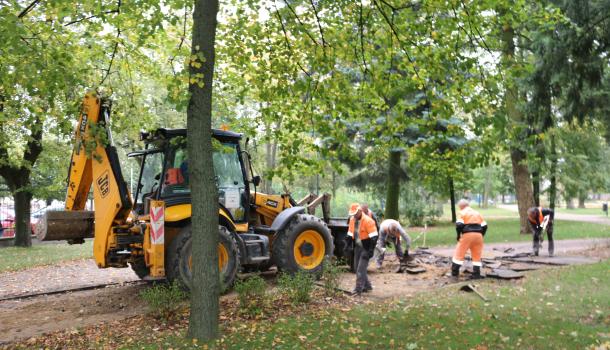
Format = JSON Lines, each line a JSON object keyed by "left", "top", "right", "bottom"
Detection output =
{"left": 0, "top": 284, "right": 146, "bottom": 345}
{"left": 0, "top": 259, "right": 139, "bottom": 299}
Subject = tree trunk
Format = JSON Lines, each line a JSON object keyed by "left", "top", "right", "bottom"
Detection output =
{"left": 566, "top": 198, "right": 575, "bottom": 209}
{"left": 187, "top": 0, "right": 220, "bottom": 342}
{"left": 549, "top": 133, "right": 557, "bottom": 211}
{"left": 449, "top": 177, "right": 456, "bottom": 223}
{"left": 501, "top": 17, "right": 535, "bottom": 234}
{"left": 13, "top": 188, "right": 32, "bottom": 247}
{"left": 532, "top": 171, "right": 540, "bottom": 207}
{"left": 578, "top": 191, "right": 586, "bottom": 208}
{"left": 384, "top": 150, "right": 401, "bottom": 220}
{"left": 510, "top": 149, "right": 535, "bottom": 233}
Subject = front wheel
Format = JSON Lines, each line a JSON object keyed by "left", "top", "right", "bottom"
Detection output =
{"left": 272, "top": 214, "right": 333, "bottom": 276}
{"left": 166, "top": 224, "right": 239, "bottom": 291}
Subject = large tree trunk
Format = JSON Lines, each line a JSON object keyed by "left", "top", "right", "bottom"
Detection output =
{"left": 510, "top": 149, "right": 535, "bottom": 233}
{"left": 187, "top": 0, "right": 220, "bottom": 342}
{"left": 449, "top": 177, "right": 456, "bottom": 223}
{"left": 566, "top": 198, "right": 575, "bottom": 209}
{"left": 532, "top": 171, "right": 540, "bottom": 207}
{"left": 500, "top": 16, "right": 535, "bottom": 233}
{"left": 549, "top": 133, "right": 557, "bottom": 211}
{"left": 0, "top": 117, "right": 43, "bottom": 248}
{"left": 384, "top": 150, "right": 401, "bottom": 220}
{"left": 13, "top": 188, "right": 33, "bottom": 247}
{"left": 578, "top": 191, "right": 586, "bottom": 208}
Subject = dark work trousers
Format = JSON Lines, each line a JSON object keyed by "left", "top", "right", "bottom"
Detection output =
{"left": 530, "top": 221, "right": 554, "bottom": 256}
{"left": 354, "top": 244, "right": 372, "bottom": 292}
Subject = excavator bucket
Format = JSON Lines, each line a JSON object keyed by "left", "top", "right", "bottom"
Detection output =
{"left": 36, "top": 211, "right": 94, "bottom": 242}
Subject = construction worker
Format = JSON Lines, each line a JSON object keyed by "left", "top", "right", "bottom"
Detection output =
{"left": 361, "top": 203, "right": 379, "bottom": 230}
{"left": 527, "top": 207, "right": 555, "bottom": 256}
{"left": 346, "top": 203, "right": 378, "bottom": 295}
{"left": 452, "top": 199, "right": 487, "bottom": 280}
{"left": 374, "top": 219, "right": 411, "bottom": 269}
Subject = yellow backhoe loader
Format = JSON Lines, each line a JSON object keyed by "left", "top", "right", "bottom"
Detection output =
{"left": 37, "top": 93, "right": 351, "bottom": 289}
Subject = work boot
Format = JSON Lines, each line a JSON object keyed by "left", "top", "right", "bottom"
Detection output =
{"left": 451, "top": 262, "right": 460, "bottom": 280}
{"left": 470, "top": 266, "right": 484, "bottom": 280}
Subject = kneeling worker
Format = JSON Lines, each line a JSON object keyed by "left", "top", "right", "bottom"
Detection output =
{"left": 527, "top": 207, "right": 555, "bottom": 256}
{"left": 374, "top": 219, "right": 412, "bottom": 268}
{"left": 452, "top": 199, "right": 487, "bottom": 280}
{"left": 346, "top": 203, "right": 378, "bottom": 295}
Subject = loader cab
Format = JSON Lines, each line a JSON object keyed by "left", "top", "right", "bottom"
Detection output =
{"left": 129, "top": 128, "right": 251, "bottom": 225}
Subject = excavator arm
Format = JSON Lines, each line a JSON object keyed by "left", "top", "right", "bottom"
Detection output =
{"left": 37, "top": 93, "right": 133, "bottom": 268}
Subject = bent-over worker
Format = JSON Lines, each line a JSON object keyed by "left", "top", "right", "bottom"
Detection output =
{"left": 345, "top": 203, "right": 378, "bottom": 295}
{"left": 527, "top": 207, "right": 555, "bottom": 256}
{"left": 374, "top": 219, "right": 412, "bottom": 268}
{"left": 452, "top": 199, "right": 487, "bottom": 280}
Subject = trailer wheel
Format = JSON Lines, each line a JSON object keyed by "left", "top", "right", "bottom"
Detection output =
{"left": 167, "top": 224, "right": 239, "bottom": 291}
{"left": 272, "top": 214, "right": 333, "bottom": 276}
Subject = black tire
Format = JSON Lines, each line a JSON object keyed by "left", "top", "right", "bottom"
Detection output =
{"left": 333, "top": 231, "right": 356, "bottom": 272}
{"left": 129, "top": 257, "right": 149, "bottom": 279}
{"left": 272, "top": 214, "right": 334, "bottom": 276}
{"left": 166, "top": 224, "right": 239, "bottom": 291}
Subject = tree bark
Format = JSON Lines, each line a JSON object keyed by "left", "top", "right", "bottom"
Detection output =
{"left": 500, "top": 16, "right": 535, "bottom": 233}
{"left": 532, "top": 171, "right": 540, "bottom": 207}
{"left": 549, "top": 133, "right": 557, "bottom": 211}
{"left": 0, "top": 117, "right": 43, "bottom": 247}
{"left": 566, "top": 198, "right": 575, "bottom": 209}
{"left": 510, "top": 149, "right": 535, "bottom": 233}
{"left": 187, "top": 0, "right": 220, "bottom": 342}
{"left": 384, "top": 150, "right": 401, "bottom": 220}
{"left": 578, "top": 191, "right": 586, "bottom": 208}
{"left": 449, "top": 177, "right": 456, "bottom": 223}
{"left": 13, "top": 187, "right": 33, "bottom": 247}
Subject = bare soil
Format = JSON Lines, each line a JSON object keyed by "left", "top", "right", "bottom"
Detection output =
{"left": 0, "top": 238, "right": 608, "bottom": 345}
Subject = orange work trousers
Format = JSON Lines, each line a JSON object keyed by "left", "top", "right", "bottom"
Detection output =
{"left": 452, "top": 232, "right": 484, "bottom": 267}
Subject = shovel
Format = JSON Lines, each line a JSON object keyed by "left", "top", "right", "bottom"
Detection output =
{"left": 459, "top": 283, "right": 489, "bottom": 302}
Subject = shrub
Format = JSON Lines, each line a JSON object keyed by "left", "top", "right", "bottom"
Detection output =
{"left": 234, "top": 276, "right": 268, "bottom": 317}
{"left": 278, "top": 271, "right": 314, "bottom": 305}
{"left": 139, "top": 282, "right": 187, "bottom": 321}
{"left": 321, "top": 258, "right": 342, "bottom": 297}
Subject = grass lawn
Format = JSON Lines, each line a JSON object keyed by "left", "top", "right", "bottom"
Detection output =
{"left": 121, "top": 259, "right": 609, "bottom": 350}
{"left": 557, "top": 207, "right": 609, "bottom": 216}
{"left": 0, "top": 239, "right": 92, "bottom": 273}
{"left": 408, "top": 218, "right": 610, "bottom": 248}
{"left": 439, "top": 204, "right": 518, "bottom": 220}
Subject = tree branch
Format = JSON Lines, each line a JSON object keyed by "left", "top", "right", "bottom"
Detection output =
{"left": 273, "top": 1, "right": 312, "bottom": 78}
{"left": 63, "top": 9, "right": 120, "bottom": 27}
{"left": 169, "top": 6, "right": 190, "bottom": 76}
{"left": 281, "top": 0, "right": 320, "bottom": 47}
{"left": 308, "top": 0, "right": 327, "bottom": 49}
{"left": 359, "top": 0, "right": 370, "bottom": 76}
{"left": 17, "top": 0, "right": 40, "bottom": 18}
{"left": 99, "top": 29, "right": 121, "bottom": 86}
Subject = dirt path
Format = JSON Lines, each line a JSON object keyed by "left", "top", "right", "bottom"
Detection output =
{"left": 498, "top": 204, "right": 610, "bottom": 225}
{"left": 0, "top": 238, "right": 608, "bottom": 345}
{"left": 0, "top": 259, "right": 139, "bottom": 300}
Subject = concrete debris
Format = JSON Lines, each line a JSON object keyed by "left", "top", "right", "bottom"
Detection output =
{"left": 486, "top": 269, "right": 525, "bottom": 279}
{"left": 507, "top": 256, "right": 599, "bottom": 266}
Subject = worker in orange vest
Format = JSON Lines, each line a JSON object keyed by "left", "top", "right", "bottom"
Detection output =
{"left": 346, "top": 203, "right": 378, "bottom": 295}
{"left": 452, "top": 199, "right": 487, "bottom": 280}
{"left": 360, "top": 203, "right": 380, "bottom": 230}
{"left": 527, "top": 207, "right": 555, "bottom": 256}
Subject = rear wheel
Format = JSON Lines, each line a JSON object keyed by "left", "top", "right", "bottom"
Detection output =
{"left": 272, "top": 214, "right": 333, "bottom": 276}
{"left": 166, "top": 224, "right": 239, "bottom": 291}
